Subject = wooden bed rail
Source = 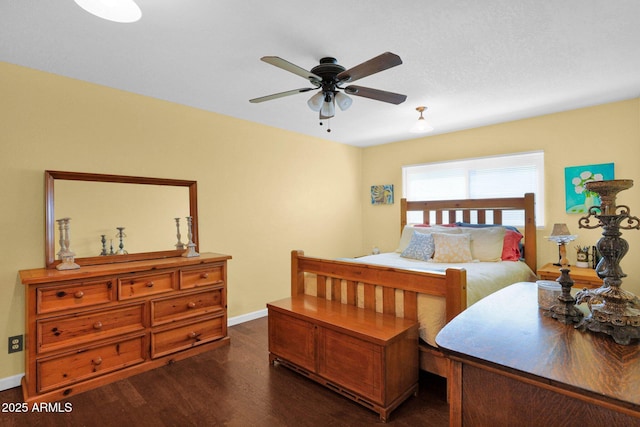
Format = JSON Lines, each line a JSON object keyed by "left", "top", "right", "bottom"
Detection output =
{"left": 291, "top": 250, "right": 467, "bottom": 323}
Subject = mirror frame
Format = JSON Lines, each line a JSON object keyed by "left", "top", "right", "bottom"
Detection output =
{"left": 45, "top": 170, "right": 198, "bottom": 269}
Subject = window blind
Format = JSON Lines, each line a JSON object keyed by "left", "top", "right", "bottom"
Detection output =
{"left": 402, "top": 151, "right": 544, "bottom": 226}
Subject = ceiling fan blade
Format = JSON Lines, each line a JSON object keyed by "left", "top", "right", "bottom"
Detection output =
{"left": 249, "top": 87, "right": 315, "bottom": 103}
{"left": 336, "top": 52, "right": 403, "bottom": 83}
{"left": 344, "top": 85, "right": 407, "bottom": 105}
{"left": 261, "top": 56, "right": 322, "bottom": 84}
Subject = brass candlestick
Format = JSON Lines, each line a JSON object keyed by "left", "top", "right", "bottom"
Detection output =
{"left": 575, "top": 179, "right": 640, "bottom": 345}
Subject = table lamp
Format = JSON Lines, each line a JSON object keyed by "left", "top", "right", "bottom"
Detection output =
{"left": 547, "top": 223, "right": 577, "bottom": 266}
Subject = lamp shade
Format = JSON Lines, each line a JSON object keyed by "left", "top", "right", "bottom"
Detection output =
{"left": 410, "top": 106, "right": 433, "bottom": 133}
{"left": 547, "top": 223, "right": 577, "bottom": 243}
{"left": 320, "top": 98, "right": 335, "bottom": 118}
{"left": 307, "top": 92, "right": 324, "bottom": 112}
{"left": 335, "top": 92, "right": 352, "bottom": 111}
{"left": 410, "top": 116, "right": 434, "bottom": 133}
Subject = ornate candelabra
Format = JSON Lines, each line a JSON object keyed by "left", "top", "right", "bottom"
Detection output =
{"left": 575, "top": 179, "right": 640, "bottom": 345}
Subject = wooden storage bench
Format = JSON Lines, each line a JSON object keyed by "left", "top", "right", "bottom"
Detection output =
{"left": 267, "top": 294, "right": 419, "bottom": 422}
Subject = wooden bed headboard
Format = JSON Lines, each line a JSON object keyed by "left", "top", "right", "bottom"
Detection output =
{"left": 400, "top": 193, "right": 537, "bottom": 272}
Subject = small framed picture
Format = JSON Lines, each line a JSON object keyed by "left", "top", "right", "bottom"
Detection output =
{"left": 371, "top": 185, "right": 394, "bottom": 205}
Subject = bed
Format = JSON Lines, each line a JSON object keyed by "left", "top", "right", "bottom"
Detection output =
{"left": 291, "top": 193, "right": 537, "bottom": 379}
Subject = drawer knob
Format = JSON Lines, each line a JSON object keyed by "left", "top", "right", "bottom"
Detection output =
{"left": 187, "top": 302, "right": 196, "bottom": 309}
{"left": 93, "top": 321, "right": 103, "bottom": 330}
{"left": 200, "top": 273, "right": 209, "bottom": 279}
{"left": 92, "top": 357, "right": 103, "bottom": 366}
{"left": 146, "top": 282, "right": 154, "bottom": 288}
{"left": 188, "top": 331, "right": 200, "bottom": 339}
{"left": 74, "top": 291, "right": 84, "bottom": 299}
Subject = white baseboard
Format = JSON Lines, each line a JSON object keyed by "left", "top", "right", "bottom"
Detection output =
{"left": 0, "top": 373, "right": 23, "bottom": 392}
{"left": 228, "top": 308, "right": 268, "bottom": 326}
{"left": 0, "top": 309, "right": 269, "bottom": 392}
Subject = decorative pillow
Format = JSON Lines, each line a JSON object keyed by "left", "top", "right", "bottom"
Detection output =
{"left": 396, "top": 225, "right": 461, "bottom": 253}
{"left": 401, "top": 231, "right": 435, "bottom": 261}
{"left": 455, "top": 222, "right": 519, "bottom": 232}
{"left": 432, "top": 233, "right": 473, "bottom": 263}
{"left": 459, "top": 226, "right": 505, "bottom": 262}
{"left": 456, "top": 222, "right": 525, "bottom": 256}
{"left": 502, "top": 229, "right": 523, "bottom": 261}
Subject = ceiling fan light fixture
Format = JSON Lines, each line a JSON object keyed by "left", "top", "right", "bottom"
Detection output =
{"left": 320, "top": 94, "right": 335, "bottom": 118}
{"left": 307, "top": 91, "right": 324, "bottom": 112}
{"left": 74, "top": 0, "right": 142, "bottom": 23}
{"left": 410, "top": 106, "right": 434, "bottom": 133}
{"left": 335, "top": 92, "right": 353, "bottom": 111}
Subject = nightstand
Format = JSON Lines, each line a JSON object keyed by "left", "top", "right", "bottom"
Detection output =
{"left": 537, "top": 262, "right": 603, "bottom": 289}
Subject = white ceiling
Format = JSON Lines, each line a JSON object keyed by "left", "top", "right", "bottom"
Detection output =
{"left": 2, "top": 1, "right": 640, "bottom": 147}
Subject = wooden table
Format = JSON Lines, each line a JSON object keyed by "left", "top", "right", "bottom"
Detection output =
{"left": 537, "top": 262, "right": 602, "bottom": 288}
{"left": 436, "top": 282, "right": 640, "bottom": 427}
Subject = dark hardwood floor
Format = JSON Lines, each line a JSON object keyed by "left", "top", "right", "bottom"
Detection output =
{"left": 0, "top": 317, "right": 448, "bottom": 426}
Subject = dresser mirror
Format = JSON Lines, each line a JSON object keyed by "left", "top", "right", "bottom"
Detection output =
{"left": 45, "top": 171, "right": 198, "bottom": 269}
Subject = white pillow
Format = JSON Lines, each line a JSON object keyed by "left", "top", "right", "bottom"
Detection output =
{"left": 459, "top": 226, "right": 505, "bottom": 262}
{"left": 396, "top": 225, "right": 461, "bottom": 253}
{"left": 432, "top": 233, "right": 473, "bottom": 263}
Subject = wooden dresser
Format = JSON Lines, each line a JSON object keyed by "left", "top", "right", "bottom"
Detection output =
{"left": 436, "top": 282, "right": 640, "bottom": 427}
{"left": 20, "top": 253, "right": 231, "bottom": 403}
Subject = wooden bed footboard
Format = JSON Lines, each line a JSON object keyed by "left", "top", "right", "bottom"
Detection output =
{"left": 291, "top": 250, "right": 467, "bottom": 378}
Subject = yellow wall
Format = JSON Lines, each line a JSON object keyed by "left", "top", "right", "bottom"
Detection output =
{"left": 2, "top": 60, "right": 640, "bottom": 383}
{"left": 0, "top": 62, "right": 363, "bottom": 380}
{"left": 361, "top": 98, "right": 640, "bottom": 295}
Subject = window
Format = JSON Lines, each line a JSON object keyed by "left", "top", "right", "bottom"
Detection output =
{"left": 402, "top": 151, "right": 544, "bottom": 226}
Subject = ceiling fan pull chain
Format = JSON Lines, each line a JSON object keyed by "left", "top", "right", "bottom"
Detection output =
{"left": 319, "top": 118, "right": 331, "bottom": 133}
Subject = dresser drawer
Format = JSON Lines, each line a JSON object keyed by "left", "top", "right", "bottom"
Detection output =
{"left": 118, "top": 271, "right": 176, "bottom": 300}
{"left": 37, "top": 279, "right": 115, "bottom": 315}
{"left": 37, "top": 303, "right": 145, "bottom": 354}
{"left": 151, "top": 288, "right": 224, "bottom": 326}
{"left": 180, "top": 264, "right": 224, "bottom": 289}
{"left": 151, "top": 315, "right": 225, "bottom": 358}
{"left": 37, "top": 335, "right": 145, "bottom": 393}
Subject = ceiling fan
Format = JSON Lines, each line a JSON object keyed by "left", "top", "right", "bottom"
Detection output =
{"left": 249, "top": 52, "right": 407, "bottom": 131}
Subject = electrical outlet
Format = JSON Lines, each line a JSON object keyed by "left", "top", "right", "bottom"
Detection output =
{"left": 8, "top": 335, "right": 23, "bottom": 353}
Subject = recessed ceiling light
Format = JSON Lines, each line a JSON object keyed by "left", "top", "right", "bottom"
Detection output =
{"left": 74, "top": 0, "right": 142, "bottom": 23}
